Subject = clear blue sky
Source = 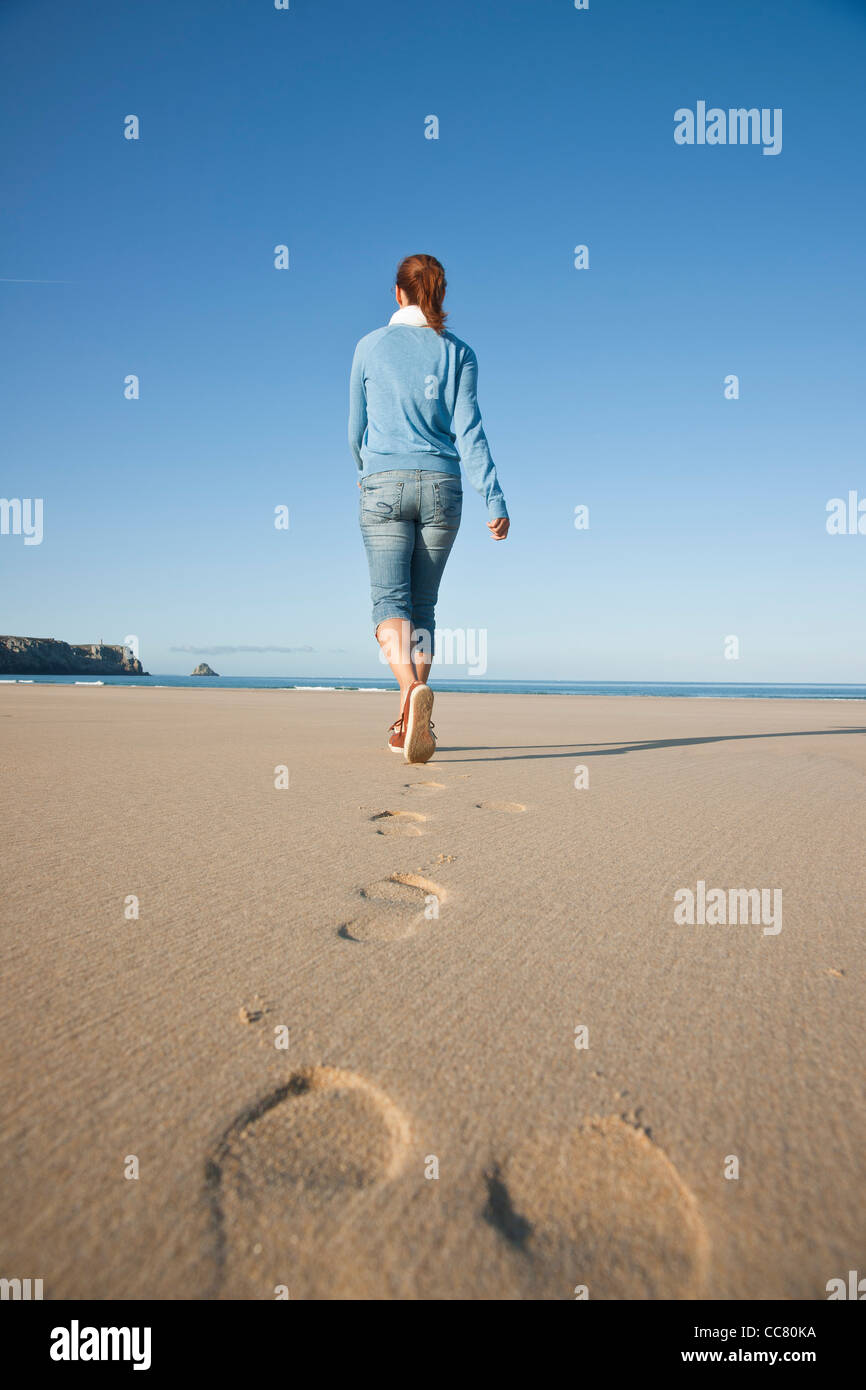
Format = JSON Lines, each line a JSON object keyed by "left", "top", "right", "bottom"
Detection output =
{"left": 2, "top": 0, "right": 864, "bottom": 681}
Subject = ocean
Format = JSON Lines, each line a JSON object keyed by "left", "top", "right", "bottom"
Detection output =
{"left": 3, "top": 676, "right": 866, "bottom": 700}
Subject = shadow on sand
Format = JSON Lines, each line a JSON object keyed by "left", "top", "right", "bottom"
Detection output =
{"left": 433, "top": 727, "right": 866, "bottom": 763}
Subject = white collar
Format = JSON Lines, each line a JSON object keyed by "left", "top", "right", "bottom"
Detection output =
{"left": 389, "top": 304, "right": 428, "bottom": 326}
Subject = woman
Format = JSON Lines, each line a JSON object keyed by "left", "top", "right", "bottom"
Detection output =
{"left": 349, "top": 253, "right": 510, "bottom": 764}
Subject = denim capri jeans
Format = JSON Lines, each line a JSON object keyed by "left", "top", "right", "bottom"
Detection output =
{"left": 359, "top": 469, "right": 462, "bottom": 659}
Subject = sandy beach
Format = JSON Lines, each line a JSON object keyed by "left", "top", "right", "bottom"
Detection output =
{"left": 1, "top": 685, "right": 864, "bottom": 1300}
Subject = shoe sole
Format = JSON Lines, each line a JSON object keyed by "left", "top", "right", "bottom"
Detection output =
{"left": 403, "top": 684, "right": 435, "bottom": 764}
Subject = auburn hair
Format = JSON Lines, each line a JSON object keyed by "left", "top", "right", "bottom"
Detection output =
{"left": 395, "top": 253, "right": 448, "bottom": 334}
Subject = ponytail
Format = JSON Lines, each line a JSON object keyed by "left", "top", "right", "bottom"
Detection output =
{"left": 395, "top": 253, "right": 448, "bottom": 334}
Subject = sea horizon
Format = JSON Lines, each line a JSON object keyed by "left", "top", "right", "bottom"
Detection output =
{"left": 3, "top": 675, "right": 866, "bottom": 700}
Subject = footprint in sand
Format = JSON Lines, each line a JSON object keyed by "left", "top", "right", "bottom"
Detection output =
{"left": 205, "top": 1067, "right": 412, "bottom": 1299}
{"left": 405, "top": 780, "right": 446, "bottom": 794}
{"left": 481, "top": 1117, "right": 710, "bottom": 1299}
{"left": 476, "top": 800, "right": 526, "bottom": 814}
{"left": 370, "top": 809, "right": 426, "bottom": 837}
{"left": 339, "top": 873, "right": 446, "bottom": 943}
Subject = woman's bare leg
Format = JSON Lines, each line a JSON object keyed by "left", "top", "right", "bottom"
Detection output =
{"left": 411, "top": 624, "right": 432, "bottom": 687}
{"left": 376, "top": 619, "right": 418, "bottom": 715}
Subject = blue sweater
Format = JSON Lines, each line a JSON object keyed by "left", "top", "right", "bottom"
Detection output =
{"left": 348, "top": 321, "right": 508, "bottom": 519}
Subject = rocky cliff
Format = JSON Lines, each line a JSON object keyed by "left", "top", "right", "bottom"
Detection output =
{"left": 0, "top": 636, "right": 148, "bottom": 676}
{"left": 191, "top": 663, "right": 219, "bottom": 677}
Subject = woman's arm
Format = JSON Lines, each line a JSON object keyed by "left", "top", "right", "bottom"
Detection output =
{"left": 453, "top": 347, "right": 508, "bottom": 524}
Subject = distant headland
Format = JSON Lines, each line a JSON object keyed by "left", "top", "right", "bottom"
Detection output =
{"left": 0, "top": 636, "right": 148, "bottom": 677}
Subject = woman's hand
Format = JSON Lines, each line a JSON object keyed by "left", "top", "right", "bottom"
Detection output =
{"left": 487, "top": 517, "right": 510, "bottom": 540}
